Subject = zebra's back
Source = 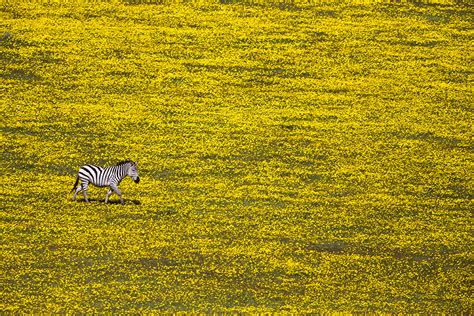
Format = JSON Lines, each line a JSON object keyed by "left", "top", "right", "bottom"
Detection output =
{"left": 78, "top": 164, "right": 112, "bottom": 187}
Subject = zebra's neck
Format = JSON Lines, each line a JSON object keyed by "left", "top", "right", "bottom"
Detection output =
{"left": 113, "top": 163, "right": 130, "bottom": 181}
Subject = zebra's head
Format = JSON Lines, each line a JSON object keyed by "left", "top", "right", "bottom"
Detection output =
{"left": 128, "top": 161, "right": 140, "bottom": 184}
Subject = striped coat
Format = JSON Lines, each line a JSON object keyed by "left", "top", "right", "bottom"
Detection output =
{"left": 71, "top": 160, "right": 140, "bottom": 205}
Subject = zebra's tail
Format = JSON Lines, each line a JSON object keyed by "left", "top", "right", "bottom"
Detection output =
{"left": 71, "top": 175, "right": 79, "bottom": 193}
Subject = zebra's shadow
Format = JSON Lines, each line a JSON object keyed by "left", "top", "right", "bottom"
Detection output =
{"left": 75, "top": 198, "right": 141, "bottom": 205}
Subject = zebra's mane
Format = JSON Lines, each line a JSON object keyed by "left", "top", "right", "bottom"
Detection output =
{"left": 116, "top": 160, "right": 134, "bottom": 166}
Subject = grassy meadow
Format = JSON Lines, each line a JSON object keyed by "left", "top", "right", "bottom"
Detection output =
{"left": 1, "top": 0, "right": 473, "bottom": 313}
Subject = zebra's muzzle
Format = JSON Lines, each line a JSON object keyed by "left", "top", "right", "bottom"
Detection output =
{"left": 134, "top": 177, "right": 140, "bottom": 184}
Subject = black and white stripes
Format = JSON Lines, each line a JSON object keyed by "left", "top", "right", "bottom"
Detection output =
{"left": 71, "top": 160, "right": 140, "bottom": 205}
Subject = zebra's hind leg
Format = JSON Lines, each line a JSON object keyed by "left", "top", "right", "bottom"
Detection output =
{"left": 72, "top": 184, "right": 82, "bottom": 201}
{"left": 81, "top": 182, "right": 90, "bottom": 202}
{"left": 105, "top": 189, "right": 113, "bottom": 203}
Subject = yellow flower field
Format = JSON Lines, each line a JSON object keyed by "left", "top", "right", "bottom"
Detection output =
{"left": 1, "top": 0, "right": 472, "bottom": 313}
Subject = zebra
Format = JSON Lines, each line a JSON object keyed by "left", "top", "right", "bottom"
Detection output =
{"left": 71, "top": 160, "right": 140, "bottom": 205}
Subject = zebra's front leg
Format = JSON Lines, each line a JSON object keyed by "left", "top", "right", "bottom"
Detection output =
{"left": 105, "top": 189, "right": 113, "bottom": 203}
{"left": 111, "top": 185, "right": 124, "bottom": 205}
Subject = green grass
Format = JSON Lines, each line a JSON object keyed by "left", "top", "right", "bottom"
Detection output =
{"left": 1, "top": 0, "right": 473, "bottom": 313}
